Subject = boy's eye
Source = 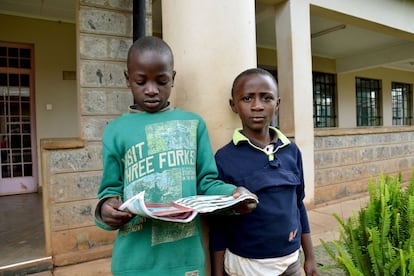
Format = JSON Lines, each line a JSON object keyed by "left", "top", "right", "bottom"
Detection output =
{"left": 263, "top": 95, "right": 274, "bottom": 101}
{"left": 242, "top": 96, "right": 252, "bottom": 102}
{"left": 157, "top": 79, "right": 170, "bottom": 86}
{"left": 135, "top": 80, "right": 145, "bottom": 86}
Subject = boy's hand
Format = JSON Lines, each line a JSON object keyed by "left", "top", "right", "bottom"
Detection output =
{"left": 231, "top": 186, "right": 258, "bottom": 214}
{"left": 101, "top": 197, "right": 134, "bottom": 228}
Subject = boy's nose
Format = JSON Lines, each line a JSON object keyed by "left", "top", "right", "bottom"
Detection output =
{"left": 145, "top": 83, "right": 159, "bottom": 95}
{"left": 252, "top": 99, "right": 264, "bottom": 110}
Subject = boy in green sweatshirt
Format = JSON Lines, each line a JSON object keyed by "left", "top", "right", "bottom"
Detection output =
{"left": 94, "top": 36, "right": 256, "bottom": 276}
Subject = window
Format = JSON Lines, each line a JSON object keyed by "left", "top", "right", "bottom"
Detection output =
{"left": 0, "top": 43, "right": 34, "bottom": 179}
{"left": 391, "top": 82, "right": 412, "bottom": 126}
{"left": 356, "top": 77, "right": 382, "bottom": 126}
{"left": 313, "top": 72, "right": 337, "bottom": 127}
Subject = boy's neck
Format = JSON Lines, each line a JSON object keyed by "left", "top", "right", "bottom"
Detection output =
{"left": 129, "top": 102, "right": 172, "bottom": 113}
{"left": 241, "top": 127, "right": 278, "bottom": 148}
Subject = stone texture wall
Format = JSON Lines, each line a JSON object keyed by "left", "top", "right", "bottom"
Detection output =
{"left": 40, "top": 0, "right": 153, "bottom": 267}
{"left": 314, "top": 128, "right": 414, "bottom": 204}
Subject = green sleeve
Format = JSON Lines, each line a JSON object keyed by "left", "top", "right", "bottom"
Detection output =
{"left": 94, "top": 126, "right": 124, "bottom": 230}
{"left": 97, "top": 129, "right": 124, "bottom": 199}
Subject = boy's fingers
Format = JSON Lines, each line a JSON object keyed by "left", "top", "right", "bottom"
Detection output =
{"left": 233, "top": 199, "right": 257, "bottom": 214}
{"left": 246, "top": 201, "right": 257, "bottom": 210}
{"left": 232, "top": 186, "right": 255, "bottom": 197}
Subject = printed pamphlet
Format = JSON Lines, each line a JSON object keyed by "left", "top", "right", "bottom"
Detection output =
{"left": 118, "top": 191, "right": 258, "bottom": 223}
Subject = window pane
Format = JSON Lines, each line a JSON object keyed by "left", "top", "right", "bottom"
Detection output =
{"left": 23, "top": 134, "right": 31, "bottom": 147}
{"left": 24, "top": 163, "right": 32, "bottom": 176}
{"left": 356, "top": 77, "right": 382, "bottom": 126}
{"left": 23, "top": 149, "right": 32, "bottom": 162}
{"left": 9, "top": 58, "right": 18, "bottom": 68}
{"left": 313, "top": 72, "right": 337, "bottom": 127}
{"left": 9, "top": 74, "right": 19, "bottom": 86}
{"left": 20, "top": 59, "right": 31, "bottom": 69}
{"left": 2, "top": 165, "right": 11, "bottom": 177}
{"left": 392, "top": 82, "right": 412, "bottom": 126}
{"left": 13, "top": 164, "right": 22, "bottom": 177}
{"left": 20, "top": 48, "right": 31, "bottom": 58}
{"left": 8, "top": 48, "right": 18, "bottom": 57}
{"left": 1, "top": 149, "right": 9, "bottom": 163}
{"left": 0, "top": 73, "right": 7, "bottom": 85}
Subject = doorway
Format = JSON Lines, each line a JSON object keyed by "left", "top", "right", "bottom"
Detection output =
{"left": 0, "top": 42, "right": 38, "bottom": 195}
{"left": 0, "top": 42, "right": 45, "bottom": 269}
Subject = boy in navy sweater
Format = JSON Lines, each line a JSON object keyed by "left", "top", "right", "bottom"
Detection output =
{"left": 209, "top": 68, "right": 319, "bottom": 275}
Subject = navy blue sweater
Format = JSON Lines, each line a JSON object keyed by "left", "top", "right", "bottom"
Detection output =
{"left": 209, "top": 127, "right": 311, "bottom": 258}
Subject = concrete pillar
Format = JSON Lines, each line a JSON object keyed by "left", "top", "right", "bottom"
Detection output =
{"left": 161, "top": 0, "right": 257, "bottom": 150}
{"left": 274, "top": 0, "right": 315, "bottom": 203}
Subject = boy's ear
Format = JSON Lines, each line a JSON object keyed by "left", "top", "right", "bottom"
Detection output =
{"left": 124, "top": 70, "right": 131, "bottom": 87}
{"left": 229, "top": 98, "right": 237, "bottom": 113}
{"left": 171, "top": 70, "right": 176, "bottom": 87}
{"left": 275, "top": 97, "right": 281, "bottom": 110}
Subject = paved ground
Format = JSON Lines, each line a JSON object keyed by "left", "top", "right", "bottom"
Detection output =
{"left": 26, "top": 195, "right": 369, "bottom": 276}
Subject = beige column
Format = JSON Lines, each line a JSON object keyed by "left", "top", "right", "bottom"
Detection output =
{"left": 275, "top": 0, "right": 315, "bottom": 203}
{"left": 161, "top": 0, "right": 257, "bottom": 151}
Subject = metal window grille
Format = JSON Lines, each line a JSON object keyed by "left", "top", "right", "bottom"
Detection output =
{"left": 0, "top": 44, "right": 33, "bottom": 178}
{"left": 392, "top": 82, "right": 412, "bottom": 126}
{"left": 356, "top": 77, "right": 382, "bottom": 126}
{"left": 313, "top": 72, "right": 337, "bottom": 128}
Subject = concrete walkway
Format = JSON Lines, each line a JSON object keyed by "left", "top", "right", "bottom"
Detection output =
{"left": 30, "top": 195, "right": 370, "bottom": 276}
{"left": 307, "top": 195, "right": 369, "bottom": 247}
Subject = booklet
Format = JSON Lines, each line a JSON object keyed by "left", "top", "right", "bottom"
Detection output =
{"left": 118, "top": 191, "right": 258, "bottom": 223}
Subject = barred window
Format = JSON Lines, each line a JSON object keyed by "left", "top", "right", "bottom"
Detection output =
{"left": 313, "top": 72, "right": 337, "bottom": 128}
{"left": 356, "top": 77, "right": 382, "bottom": 126}
{"left": 392, "top": 82, "right": 412, "bottom": 126}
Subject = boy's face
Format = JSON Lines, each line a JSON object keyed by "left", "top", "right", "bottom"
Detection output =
{"left": 125, "top": 50, "right": 176, "bottom": 113}
{"left": 230, "top": 73, "right": 279, "bottom": 134}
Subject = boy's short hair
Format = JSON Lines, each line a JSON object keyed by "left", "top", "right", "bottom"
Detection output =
{"left": 231, "top": 68, "right": 278, "bottom": 97}
{"left": 127, "top": 36, "right": 174, "bottom": 68}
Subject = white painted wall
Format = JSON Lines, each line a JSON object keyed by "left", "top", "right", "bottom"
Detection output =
{"left": 162, "top": 0, "right": 257, "bottom": 151}
{"left": 310, "top": 0, "right": 414, "bottom": 34}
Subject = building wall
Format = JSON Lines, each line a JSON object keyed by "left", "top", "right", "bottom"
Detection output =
{"left": 257, "top": 47, "right": 278, "bottom": 67}
{"left": 257, "top": 47, "right": 337, "bottom": 74}
{"left": 314, "top": 128, "right": 414, "bottom": 204}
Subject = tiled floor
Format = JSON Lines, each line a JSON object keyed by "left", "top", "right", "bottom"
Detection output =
{"left": 0, "top": 192, "right": 46, "bottom": 267}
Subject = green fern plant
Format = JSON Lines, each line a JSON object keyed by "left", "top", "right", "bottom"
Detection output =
{"left": 321, "top": 171, "right": 414, "bottom": 275}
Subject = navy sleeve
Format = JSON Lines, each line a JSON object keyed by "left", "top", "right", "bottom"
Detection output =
{"left": 295, "top": 145, "right": 311, "bottom": 234}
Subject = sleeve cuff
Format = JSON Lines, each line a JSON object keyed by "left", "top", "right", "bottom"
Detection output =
{"left": 94, "top": 196, "right": 119, "bottom": 231}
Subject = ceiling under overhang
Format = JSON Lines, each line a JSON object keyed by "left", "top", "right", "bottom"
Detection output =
{"left": 1, "top": 0, "right": 414, "bottom": 73}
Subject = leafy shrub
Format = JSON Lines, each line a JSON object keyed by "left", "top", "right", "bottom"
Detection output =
{"left": 321, "top": 171, "right": 414, "bottom": 275}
